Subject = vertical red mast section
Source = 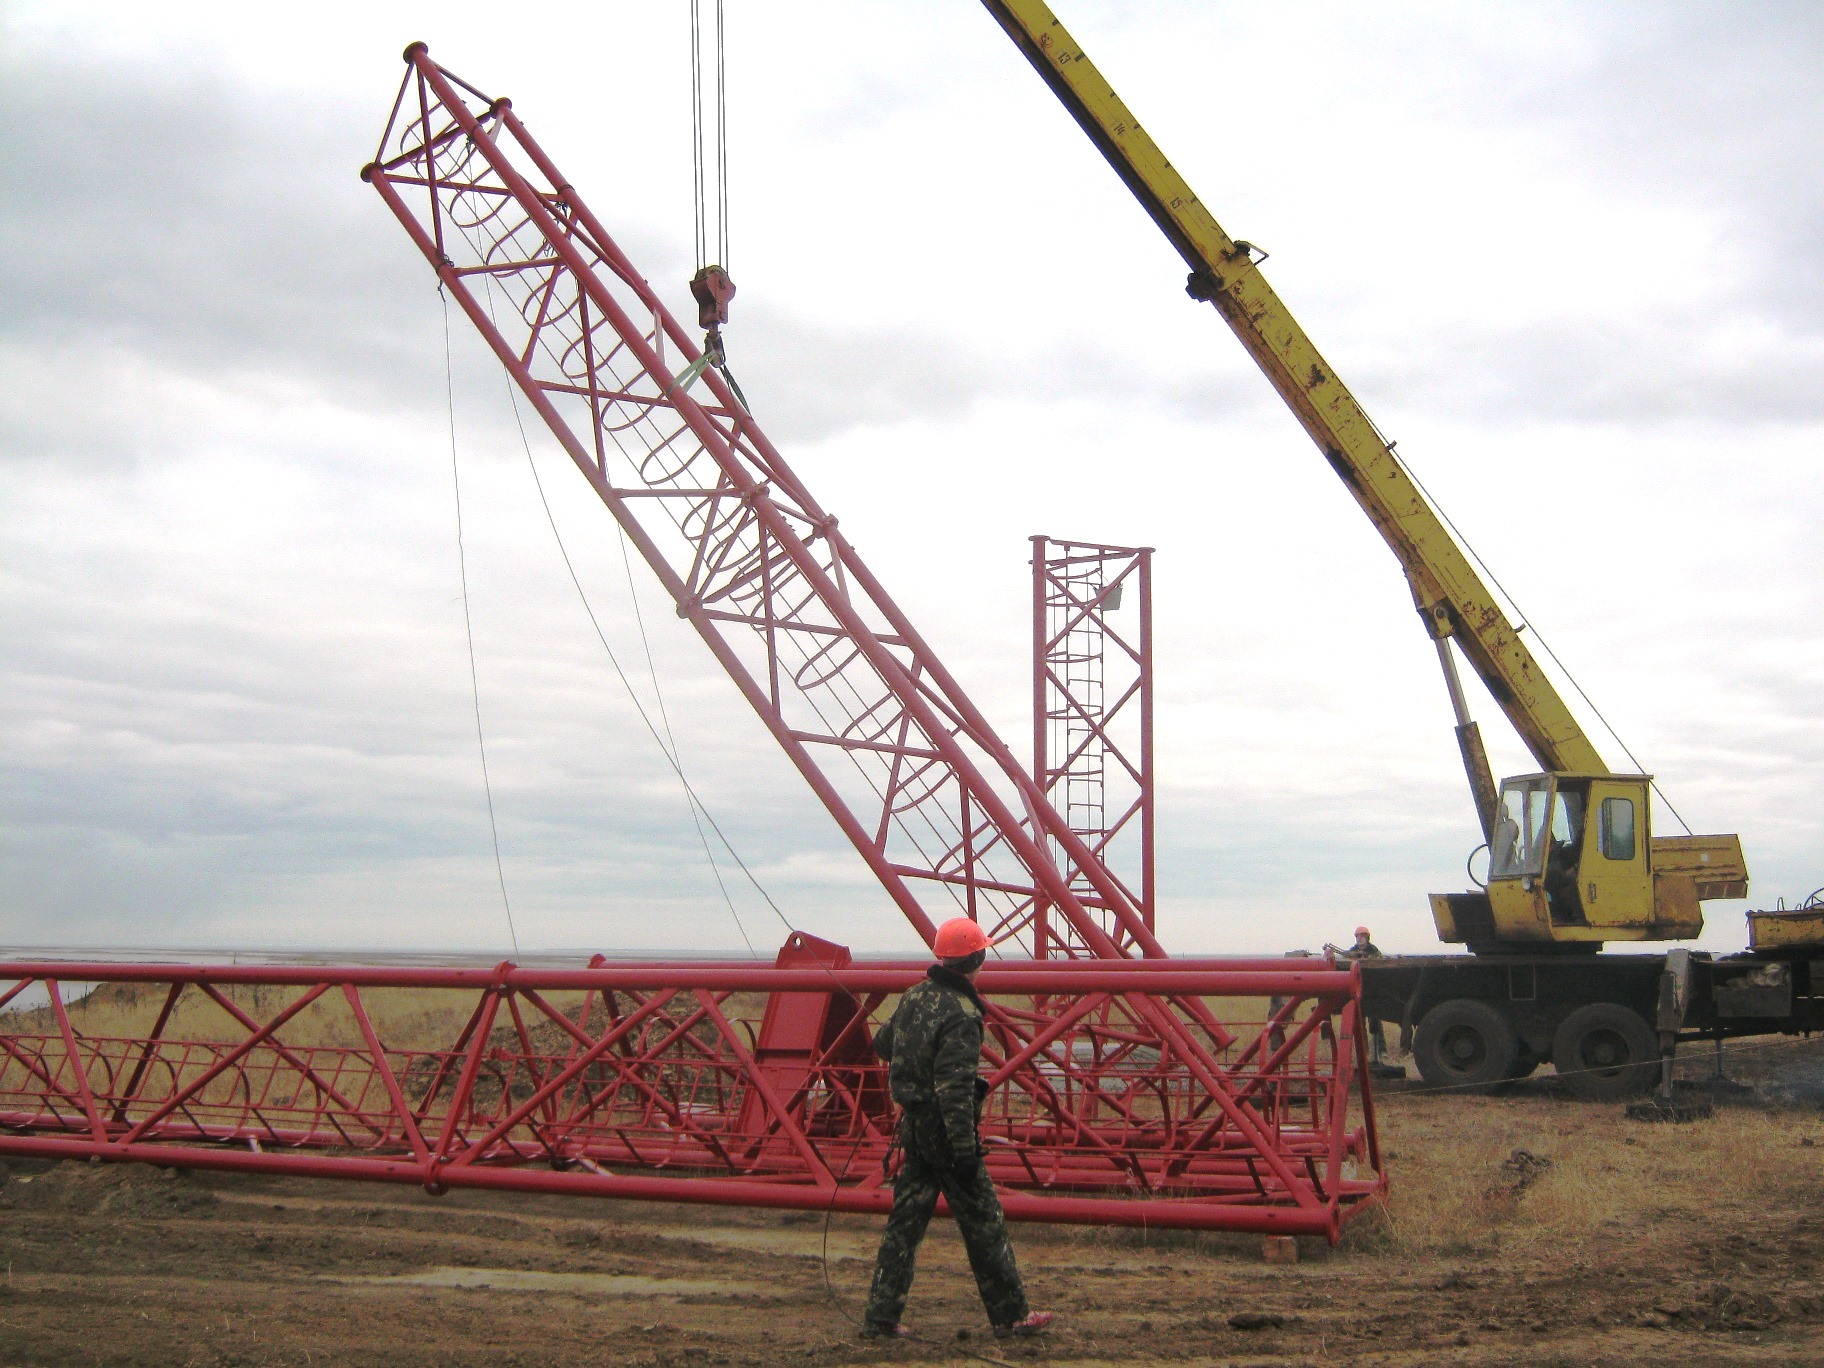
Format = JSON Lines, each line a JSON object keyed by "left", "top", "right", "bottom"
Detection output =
{"left": 362, "top": 47, "right": 1157, "bottom": 960}
{"left": 1032, "top": 538, "right": 1154, "bottom": 953}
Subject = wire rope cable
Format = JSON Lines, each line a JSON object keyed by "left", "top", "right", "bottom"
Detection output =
{"left": 688, "top": 0, "right": 729, "bottom": 271}
{"left": 481, "top": 336, "right": 969, "bottom": 1353}
{"left": 474, "top": 285, "right": 769, "bottom": 962}
{"left": 457, "top": 247, "right": 990, "bottom": 958}
{"left": 1390, "top": 444, "right": 1693, "bottom": 835}
{"left": 447, "top": 188, "right": 1076, "bottom": 954}
{"left": 452, "top": 228, "right": 1002, "bottom": 950}
{"left": 441, "top": 289, "right": 522, "bottom": 958}
{"left": 715, "top": 0, "right": 729, "bottom": 271}
{"left": 519, "top": 423, "right": 763, "bottom": 959}
{"left": 607, "top": 517, "right": 755, "bottom": 957}
{"left": 688, "top": 0, "right": 705, "bottom": 270}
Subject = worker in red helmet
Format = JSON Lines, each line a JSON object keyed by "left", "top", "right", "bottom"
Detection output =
{"left": 860, "top": 917, "right": 1053, "bottom": 1342}
{"left": 1340, "top": 925, "right": 1388, "bottom": 1065}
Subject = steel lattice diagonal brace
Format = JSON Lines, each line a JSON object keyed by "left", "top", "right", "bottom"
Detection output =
{"left": 361, "top": 46, "right": 1153, "bottom": 963}
{"left": 0, "top": 957, "right": 1388, "bottom": 1240}
{"left": 1032, "top": 537, "right": 1155, "bottom": 951}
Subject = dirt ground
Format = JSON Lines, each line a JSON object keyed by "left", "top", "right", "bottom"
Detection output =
{"left": 5, "top": 1041, "right": 1824, "bottom": 1367}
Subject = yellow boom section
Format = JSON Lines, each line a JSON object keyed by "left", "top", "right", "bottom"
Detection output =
{"left": 983, "top": 0, "right": 1606, "bottom": 776}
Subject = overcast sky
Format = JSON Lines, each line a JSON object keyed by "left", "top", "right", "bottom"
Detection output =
{"left": 3, "top": 1, "right": 1820, "bottom": 960}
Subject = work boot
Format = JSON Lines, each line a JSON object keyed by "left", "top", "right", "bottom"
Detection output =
{"left": 859, "top": 1321, "right": 911, "bottom": 1340}
{"left": 994, "top": 1311, "right": 1055, "bottom": 1338}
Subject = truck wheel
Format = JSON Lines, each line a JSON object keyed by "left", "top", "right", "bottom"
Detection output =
{"left": 1412, "top": 999, "right": 1519, "bottom": 1093}
{"left": 1550, "top": 1003, "right": 1659, "bottom": 1100}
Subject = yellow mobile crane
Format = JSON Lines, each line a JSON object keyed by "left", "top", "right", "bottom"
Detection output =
{"left": 984, "top": 0, "right": 1748, "bottom": 952}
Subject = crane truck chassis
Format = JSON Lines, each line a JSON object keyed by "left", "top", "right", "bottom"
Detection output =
{"left": 1358, "top": 930, "right": 1824, "bottom": 1099}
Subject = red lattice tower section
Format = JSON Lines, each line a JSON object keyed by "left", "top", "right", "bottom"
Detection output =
{"left": 0, "top": 48, "right": 1388, "bottom": 1240}
{"left": 364, "top": 46, "right": 1143, "bottom": 963}
{"left": 0, "top": 945, "right": 1382, "bottom": 1237}
{"left": 1032, "top": 538, "right": 1154, "bottom": 955}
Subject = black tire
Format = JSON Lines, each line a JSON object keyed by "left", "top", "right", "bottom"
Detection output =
{"left": 1412, "top": 999, "right": 1519, "bottom": 1093}
{"left": 1551, "top": 1003, "right": 1659, "bottom": 1100}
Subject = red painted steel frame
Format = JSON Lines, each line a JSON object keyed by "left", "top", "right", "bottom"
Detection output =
{"left": 1032, "top": 538, "right": 1154, "bottom": 955}
{"left": 0, "top": 47, "right": 1391, "bottom": 1241}
{"left": 0, "top": 948, "right": 1385, "bottom": 1239}
{"left": 362, "top": 46, "right": 1150, "bottom": 964}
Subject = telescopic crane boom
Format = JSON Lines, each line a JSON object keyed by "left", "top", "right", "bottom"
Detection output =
{"left": 983, "top": 0, "right": 1747, "bottom": 947}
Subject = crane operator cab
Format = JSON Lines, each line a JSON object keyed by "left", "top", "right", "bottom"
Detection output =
{"left": 1433, "top": 773, "right": 1748, "bottom": 950}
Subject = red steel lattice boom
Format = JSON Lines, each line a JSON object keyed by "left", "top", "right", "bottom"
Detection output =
{"left": 0, "top": 944, "right": 1382, "bottom": 1238}
{"left": 1032, "top": 537, "right": 1155, "bottom": 953}
{"left": 364, "top": 45, "right": 1146, "bottom": 962}
{"left": 0, "top": 46, "right": 1388, "bottom": 1239}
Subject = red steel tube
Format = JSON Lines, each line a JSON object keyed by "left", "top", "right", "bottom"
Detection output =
{"left": 0, "top": 961, "right": 1353, "bottom": 996}
{"left": 0, "top": 955, "right": 1386, "bottom": 1241}
{"left": 0, "top": 1136, "right": 1360, "bottom": 1239}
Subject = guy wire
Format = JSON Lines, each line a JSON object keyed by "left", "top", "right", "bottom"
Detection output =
{"left": 441, "top": 288, "right": 522, "bottom": 958}
{"left": 453, "top": 241, "right": 1027, "bottom": 1355}
{"left": 479, "top": 301, "right": 764, "bottom": 960}
{"left": 466, "top": 293, "right": 937, "bottom": 1352}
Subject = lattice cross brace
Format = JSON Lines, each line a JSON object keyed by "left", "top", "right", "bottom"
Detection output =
{"left": 365, "top": 49, "right": 1164, "bottom": 961}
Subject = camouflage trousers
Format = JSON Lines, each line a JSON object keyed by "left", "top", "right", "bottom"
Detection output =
{"left": 862, "top": 1110, "right": 1029, "bottom": 1329}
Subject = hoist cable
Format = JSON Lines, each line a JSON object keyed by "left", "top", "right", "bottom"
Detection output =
{"left": 1394, "top": 452, "right": 1693, "bottom": 836}
{"left": 440, "top": 289, "right": 523, "bottom": 958}
{"left": 689, "top": 0, "right": 706, "bottom": 270}
{"left": 689, "top": 0, "right": 729, "bottom": 271}
{"left": 715, "top": 0, "right": 729, "bottom": 270}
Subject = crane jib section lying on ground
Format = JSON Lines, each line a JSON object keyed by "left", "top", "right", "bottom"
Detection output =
{"left": 982, "top": 0, "right": 1746, "bottom": 948}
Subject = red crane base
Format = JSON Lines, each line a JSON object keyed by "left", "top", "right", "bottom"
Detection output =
{"left": 0, "top": 936, "right": 1385, "bottom": 1241}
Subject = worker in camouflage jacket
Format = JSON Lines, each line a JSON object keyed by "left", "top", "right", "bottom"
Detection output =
{"left": 860, "top": 918, "right": 1053, "bottom": 1340}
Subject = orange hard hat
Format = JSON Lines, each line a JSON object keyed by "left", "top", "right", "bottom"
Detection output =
{"left": 1354, "top": 926, "right": 1371, "bottom": 937}
{"left": 934, "top": 917, "right": 995, "bottom": 959}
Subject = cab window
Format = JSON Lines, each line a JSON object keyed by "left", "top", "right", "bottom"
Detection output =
{"left": 1599, "top": 797, "right": 1636, "bottom": 861}
{"left": 1490, "top": 778, "right": 1551, "bottom": 879}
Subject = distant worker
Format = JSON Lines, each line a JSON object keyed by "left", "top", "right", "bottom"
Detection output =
{"left": 1543, "top": 833, "right": 1584, "bottom": 924}
{"left": 1489, "top": 812, "right": 1523, "bottom": 877}
{"left": 1339, "top": 926, "right": 1388, "bottom": 1065}
{"left": 862, "top": 917, "right": 1054, "bottom": 1342}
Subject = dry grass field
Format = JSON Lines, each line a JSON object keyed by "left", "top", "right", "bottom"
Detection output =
{"left": 2, "top": 980, "right": 606, "bottom": 1054}
{"left": 4, "top": 987, "right": 1823, "bottom": 1365}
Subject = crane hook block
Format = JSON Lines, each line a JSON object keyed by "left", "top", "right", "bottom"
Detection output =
{"left": 690, "top": 265, "right": 736, "bottom": 329}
